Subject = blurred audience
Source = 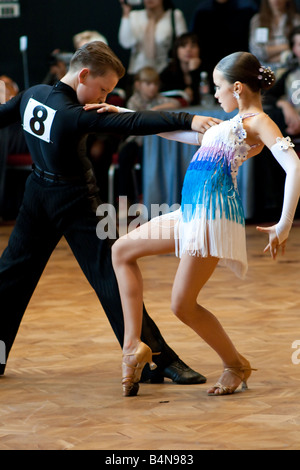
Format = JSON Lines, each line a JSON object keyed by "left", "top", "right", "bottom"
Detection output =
{"left": 265, "top": 25, "right": 300, "bottom": 135}
{"left": 0, "top": 75, "right": 28, "bottom": 155}
{"left": 0, "top": 75, "right": 29, "bottom": 220}
{"left": 249, "top": 0, "right": 300, "bottom": 73}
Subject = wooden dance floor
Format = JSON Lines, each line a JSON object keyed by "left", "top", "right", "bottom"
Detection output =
{"left": 0, "top": 222, "right": 299, "bottom": 450}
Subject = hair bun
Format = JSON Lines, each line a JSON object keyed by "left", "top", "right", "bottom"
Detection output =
{"left": 258, "top": 66, "right": 276, "bottom": 90}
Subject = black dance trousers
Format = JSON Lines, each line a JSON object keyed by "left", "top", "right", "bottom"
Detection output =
{"left": 0, "top": 172, "right": 178, "bottom": 374}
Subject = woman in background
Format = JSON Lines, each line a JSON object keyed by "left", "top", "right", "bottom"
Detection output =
{"left": 249, "top": 0, "right": 300, "bottom": 72}
{"left": 160, "top": 33, "right": 202, "bottom": 106}
{"left": 118, "top": 0, "right": 187, "bottom": 93}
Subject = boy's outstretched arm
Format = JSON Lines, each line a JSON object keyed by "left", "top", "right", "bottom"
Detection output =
{"left": 83, "top": 102, "right": 222, "bottom": 142}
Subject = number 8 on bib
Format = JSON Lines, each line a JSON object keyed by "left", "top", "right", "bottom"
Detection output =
{"left": 23, "top": 98, "right": 57, "bottom": 143}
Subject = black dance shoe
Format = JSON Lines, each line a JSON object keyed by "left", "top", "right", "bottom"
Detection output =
{"left": 141, "top": 358, "right": 207, "bottom": 385}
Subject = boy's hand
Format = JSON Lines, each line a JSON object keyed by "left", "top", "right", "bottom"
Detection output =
{"left": 256, "top": 225, "right": 286, "bottom": 260}
{"left": 83, "top": 103, "right": 119, "bottom": 113}
{"left": 191, "top": 115, "right": 222, "bottom": 134}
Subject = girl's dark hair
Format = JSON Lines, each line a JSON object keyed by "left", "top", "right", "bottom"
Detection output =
{"left": 173, "top": 33, "right": 200, "bottom": 53}
{"left": 216, "top": 51, "right": 276, "bottom": 92}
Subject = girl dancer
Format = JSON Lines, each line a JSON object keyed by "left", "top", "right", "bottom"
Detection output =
{"left": 100, "top": 52, "right": 300, "bottom": 396}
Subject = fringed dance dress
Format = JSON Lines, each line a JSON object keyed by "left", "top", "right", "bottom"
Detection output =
{"left": 155, "top": 113, "right": 260, "bottom": 279}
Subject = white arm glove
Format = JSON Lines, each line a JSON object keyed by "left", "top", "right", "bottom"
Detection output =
{"left": 116, "top": 106, "right": 135, "bottom": 113}
{"left": 271, "top": 138, "right": 300, "bottom": 243}
{"left": 158, "top": 130, "right": 200, "bottom": 146}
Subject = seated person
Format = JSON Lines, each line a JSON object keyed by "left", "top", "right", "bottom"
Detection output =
{"left": 265, "top": 25, "right": 300, "bottom": 136}
{"left": 249, "top": 0, "right": 300, "bottom": 73}
{"left": 0, "top": 75, "right": 28, "bottom": 154}
{"left": 160, "top": 33, "right": 202, "bottom": 105}
{"left": 0, "top": 76, "right": 29, "bottom": 219}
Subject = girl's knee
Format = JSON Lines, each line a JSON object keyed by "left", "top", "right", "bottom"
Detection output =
{"left": 112, "top": 237, "right": 136, "bottom": 268}
{"left": 171, "top": 294, "right": 188, "bottom": 322}
{"left": 112, "top": 238, "right": 126, "bottom": 267}
{"left": 171, "top": 290, "right": 200, "bottom": 324}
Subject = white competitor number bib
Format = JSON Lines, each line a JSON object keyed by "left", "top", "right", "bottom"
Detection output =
{"left": 23, "top": 98, "right": 57, "bottom": 143}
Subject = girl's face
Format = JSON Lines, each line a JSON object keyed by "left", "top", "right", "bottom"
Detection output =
{"left": 292, "top": 34, "right": 300, "bottom": 60}
{"left": 177, "top": 40, "right": 200, "bottom": 63}
{"left": 213, "top": 68, "right": 237, "bottom": 113}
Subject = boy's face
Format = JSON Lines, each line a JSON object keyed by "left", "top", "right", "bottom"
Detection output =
{"left": 77, "top": 68, "right": 119, "bottom": 105}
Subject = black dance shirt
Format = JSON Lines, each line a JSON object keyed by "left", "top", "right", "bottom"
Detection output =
{"left": 0, "top": 81, "right": 194, "bottom": 177}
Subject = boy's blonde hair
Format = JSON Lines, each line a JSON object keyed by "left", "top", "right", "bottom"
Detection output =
{"left": 70, "top": 41, "right": 125, "bottom": 79}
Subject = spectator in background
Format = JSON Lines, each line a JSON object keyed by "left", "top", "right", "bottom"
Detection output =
{"left": 160, "top": 33, "right": 202, "bottom": 106}
{"left": 265, "top": 25, "right": 300, "bottom": 136}
{"left": 42, "top": 50, "right": 72, "bottom": 86}
{"left": 249, "top": 0, "right": 300, "bottom": 73}
{"left": 118, "top": 66, "right": 180, "bottom": 217}
{"left": 73, "top": 30, "right": 108, "bottom": 49}
{"left": 0, "top": 75, "right": 19, "bottom": 102}
{"left": 191, "top": 0, "right": 257, "bottom": 93}
{"left": 0, "top": 75, "right": 28, "bottom": 155}
{"left": 0, "top": 76, "right": 29, "bottom": 219}
{"left": 118, "top": 0, "right": 187, "bottom": 94}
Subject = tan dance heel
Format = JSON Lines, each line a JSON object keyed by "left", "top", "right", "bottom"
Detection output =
{"left": 122, "top": 342, "right": 160, "bottom": 397}
{"left": 208, "top": 358, "right": 257, "bottom": 396}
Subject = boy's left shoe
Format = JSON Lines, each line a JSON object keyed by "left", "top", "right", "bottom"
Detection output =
{"left": 141, "top": 358, "right": 207, "bottom": 385}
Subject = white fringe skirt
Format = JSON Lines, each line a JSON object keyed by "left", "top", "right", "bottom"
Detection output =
{"left": 151, "top": 203, "right": 248, "bottom": 280}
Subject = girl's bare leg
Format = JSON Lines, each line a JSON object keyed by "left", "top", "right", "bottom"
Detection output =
{"left": 171, "top": 254, "right": 249, "bottom": 393}
{"left": 112, "top": 219, "right": 176, "bottom": 354}
{"left": 112, "top": 220, "right": 250, "bottom": 395}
